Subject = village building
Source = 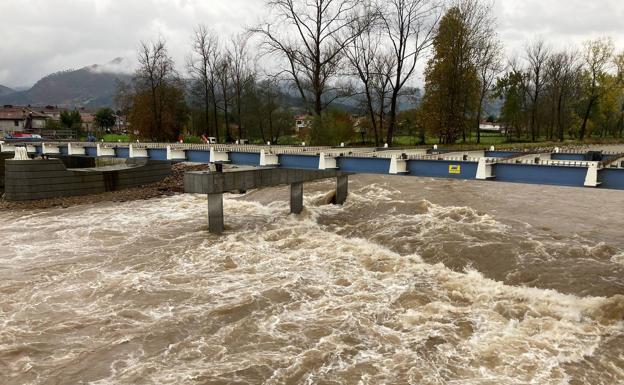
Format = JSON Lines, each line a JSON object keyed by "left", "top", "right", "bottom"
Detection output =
{"left": 35, "top": 105, "right": 97, "bottom": 132}
{"left": 479, "top": 121, "right": 505, "bottom": 134}
{"left": 294, "top": 114, "right": 313, "bottom": 133}
{"left": 0, "top": 105, "right": 48, "bottom": 136}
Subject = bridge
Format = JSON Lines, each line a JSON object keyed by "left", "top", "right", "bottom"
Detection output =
{"left": 2, "top": 141, "right": 623, "bottom": 187}
{"left": 2, "top": 141, "right": 623, "bottom": 233}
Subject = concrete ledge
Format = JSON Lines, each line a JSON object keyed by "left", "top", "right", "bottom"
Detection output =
{"left": 4, "top": 158, "right": 172, "bottom": 201}
{"left": 184, "top": 168, "right": 350, "bottom": 194}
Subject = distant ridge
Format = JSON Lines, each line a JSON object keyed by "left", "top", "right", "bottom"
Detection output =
{"left": 0, "top": 58, "right": 133, "bottom": 108}
{"left": 0, "top": 84, "right": 15, "bottom": 97}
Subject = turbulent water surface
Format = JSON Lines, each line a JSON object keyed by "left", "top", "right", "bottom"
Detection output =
{"left": 1, "top": 176, "right": 623, "bottom": 385}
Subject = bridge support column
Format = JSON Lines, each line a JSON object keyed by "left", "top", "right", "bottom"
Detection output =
{"left": 290, "top": 182, "right": 304, "bottom": 214}
{"left": 208, "top": 193, "right": 224, "bottom": 234}
{"left": 335, "top": 175, "right": 348, "bottom": 205}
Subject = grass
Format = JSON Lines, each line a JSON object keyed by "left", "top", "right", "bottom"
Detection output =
{"left": 102, "top": 134, "right": 131, "bottom": 142}
{"left": 97, "top": 132, "right": 624, "bottom": 151}
{"left": 380, "top": 134, "right": 624, "bottom": 151}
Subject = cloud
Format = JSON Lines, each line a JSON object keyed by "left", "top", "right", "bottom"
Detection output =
{"left": 494, "top": 0, "right": 624, "bottom": 55}
{"left": 87, "top": 57, "right": 135, "bottom": 74}
{"left": 0, "top": 0, "right": 265, "bottom": 86}
{"left": 0, "top": 0, "right": 623, "bottom": 87}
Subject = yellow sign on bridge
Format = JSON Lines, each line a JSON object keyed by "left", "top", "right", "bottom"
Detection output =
{"left": 449, "top": 165, "right": 461, "bottom": 174}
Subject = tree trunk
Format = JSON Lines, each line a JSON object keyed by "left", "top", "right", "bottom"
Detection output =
{"left": 237, "top": 97, "right": 243, "bottom": 140}
{"left": 150, "top": 82, "right": 159, "bottom": 139}
{"left": 530, "top": 107, "right": 537, "bottom": 142}
{"left": 387, "top": 92, "right": 399, "bottom": 146}
{"left": 260, "top": 120, "right": 266, "bottom": 143}
{"left": 364, "top": 86, "right": 379, "bottom": 146}
{"left": 224, "top": 96, "right": 231, "bottom": 142}
{"left": 557, "top": 94, "right": 564, "bottom": 142}
{"left": 204, "top": 84, "right": 211, "bottom": 137}
{"left": 212, "top": 98, "right": 220, "bottom": 143}
{"left": 579, "top": 97, "right": 596, "bottom": 141}
{"left": 268, "top": 109, "right": 273, "bottom": 142}
{"left": 476, "top": 106, "right": 482, "bottom": 145}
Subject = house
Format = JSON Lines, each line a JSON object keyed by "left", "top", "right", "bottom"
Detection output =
{"left": 80, "top": 111, "right": 96, "bottom": 132}
{"left": 351, "top": 115, "right": 366, "bottom": 134}
{"left": 0, "top": 105, "right": 48, "bottom": 135}
{"left": 38, "top": 105, "right": 63, "bottom": 121}
{"left": 294, "top": 114, "right": 313, "bottom": 133}
{"left": 479, "top": 122, "right": 505, "bottom": 134}
{"left": 35, "top": 105, "right": 96, "bottom": 132}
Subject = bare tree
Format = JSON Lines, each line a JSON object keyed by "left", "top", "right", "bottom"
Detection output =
{"left": 371, "top": 53, "right": 396, "bottom": 141}
{"left": 526, "top": 39, "right": 550, "bottom": 142}
{"left": 465, "top": 0, "right": 503, "bottom": 144}
{"left": 546, "top": 50, "right": 579, "bottom": 141}
{"left": 136, "top": 38, "right": 177, "bottom": 138}
{"left": 254, "top": 0, "right": 366, "bottom": 116}
{"left": 216, "top": 54, "right": 233, "bottom": 142}
{"left": 344, "top": 2, "right": 384, "bottom": 145}
{"left": 261, "top": 77, "right": 286, "bottom": 143}
{"left": 228, "top": 33, "right": 254, "bottom": 140}
{"left": 378, "top": 0, "right": 440, "bottom": 145}
{"left": 188, "top": 25, "right": 222, "bottom": 141}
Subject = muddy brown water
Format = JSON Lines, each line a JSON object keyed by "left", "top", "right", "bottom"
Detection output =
{"left": 1, "top": 175, "right": 623, "bottom": 385}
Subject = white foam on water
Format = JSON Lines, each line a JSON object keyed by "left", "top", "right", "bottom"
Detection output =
{"left": 612, "top": 252, "right": 624, "bottom": 266}
{"left": 0, "top": 189, "right": 622, "bottom": 385}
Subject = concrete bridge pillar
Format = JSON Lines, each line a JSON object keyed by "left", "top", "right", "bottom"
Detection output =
{"left": 336, "top": 175, "right": 349, "bottom": 205}
{"left": 290, "top": 182, "right": 304, "bottom": 214}
{"left": 208, "top": 193, "right": 224, "bottom": 234}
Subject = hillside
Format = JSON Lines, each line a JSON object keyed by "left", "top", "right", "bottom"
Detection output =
{"left": 0, "top": 84, "right": 14, "bottom": 97}
{"left": 0, "top": 58, "right": 132, "bottom": 108}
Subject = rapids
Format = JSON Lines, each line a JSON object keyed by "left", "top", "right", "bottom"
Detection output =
{"left": 1, "top": 176, "right": 623, "bottom": 384}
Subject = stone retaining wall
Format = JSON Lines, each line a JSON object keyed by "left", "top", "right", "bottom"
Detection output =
{"left": 4, "top": 158, "right": 172, "bottom": 201}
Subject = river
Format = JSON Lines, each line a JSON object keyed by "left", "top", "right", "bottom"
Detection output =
{"left": 1, "top": 175, "right": 623, "bottom": 384}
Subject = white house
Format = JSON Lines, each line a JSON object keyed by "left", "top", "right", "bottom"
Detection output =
{"left": 479, "top": 122, "right": 505, "bottom": 134}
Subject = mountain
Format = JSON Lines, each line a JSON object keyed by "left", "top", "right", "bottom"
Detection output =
{"left": 0, "top": 58, "right": 133, "bottom": 108}
{"left": 0, "top": 84, "right": 14, "bottom": 97}
{"left": 277, "top": 81, "right": 422, "bottom": 114}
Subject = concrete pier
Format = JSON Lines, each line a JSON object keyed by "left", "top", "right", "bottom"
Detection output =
{"left": 290, "top": 182, "right": 304, "bottom": 214}
{"left": 185, "top": 167, "right": 350, "bottom": 234}
{"left": 336, "top": 175, "right": 349, "bottom": 205}
{"left": 208, "top": 193, "right": 225, "bottom": 234}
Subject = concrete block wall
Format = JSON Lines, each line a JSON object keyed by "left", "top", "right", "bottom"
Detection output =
{"left": 0, "top": 153, "right": 14, "bottom": 188}
{"left": 4, "top": 158, "right": 172, "bottom": 201}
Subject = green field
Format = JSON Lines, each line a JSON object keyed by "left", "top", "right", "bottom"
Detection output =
{"left": 102, "top": 134, "right": 132, "bottom": 142}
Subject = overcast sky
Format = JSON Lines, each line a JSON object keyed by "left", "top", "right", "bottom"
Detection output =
{"left": 1, "top": 0, "right": 623, "bottom": 88}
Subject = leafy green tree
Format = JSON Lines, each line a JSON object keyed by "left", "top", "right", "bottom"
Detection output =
{"left": 421, "top": 5, "right": 480, "bottom": 144}
{"left": 60, "top": 110, "right": 82, "bottom": 130}
{"left": 95, "top": 108, "right": 117, "bottom": 132}
{"left": 45, "top": 118, "right": 62, "bottom": 131}
{"left": 579, "top": 38, "right": 616, "bottom": 140}
{"left": 494, "top": 70, "right": 528, "bottom": 140}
